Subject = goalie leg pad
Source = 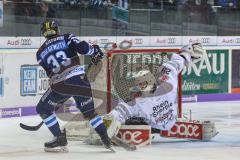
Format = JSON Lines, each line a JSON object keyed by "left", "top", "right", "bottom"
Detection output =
{"left": 103, "top": 114, "right": 121, "bottom": 138}
{"left": 85, "top": 114, "right": 121, "bottom": 145}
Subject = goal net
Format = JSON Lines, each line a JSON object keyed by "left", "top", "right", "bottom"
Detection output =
{"left": 64, "top": 49, "right": 182, "bottom": 140}
{"left": 107, "top": 49, "right": 182, "bottom": 115}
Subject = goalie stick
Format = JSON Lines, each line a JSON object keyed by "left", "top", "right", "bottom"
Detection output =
{"left": 111, "top": 135, "right": 137, "bottom": 151}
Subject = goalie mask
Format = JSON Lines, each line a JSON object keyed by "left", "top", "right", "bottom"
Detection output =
{"left": 41, "top": 20, "right": 59, "bottom": 39}
{"left": 129, "top": 70, "right": 157, "bottom": 98}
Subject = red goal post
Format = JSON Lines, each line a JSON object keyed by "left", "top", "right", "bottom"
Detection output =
{"left": 106, "top": 49, "right": 182, "bottom": 118}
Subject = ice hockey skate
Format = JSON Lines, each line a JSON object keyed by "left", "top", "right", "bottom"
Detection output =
{"left": 44, "top": 129, "right": 68, "bottom": 153}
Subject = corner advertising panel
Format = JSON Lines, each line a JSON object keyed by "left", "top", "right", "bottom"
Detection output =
{"left": 0, "top": 1, "right": 3, "bottom": 27}
{"left": 0, "top": 53, "right": 3, "bottom": 97}
{"left": 231, "top": 50, "right": 240, "bottom": 93}
{"left": 182, "top": 49, "right": 229, "bottom": 95}
{"left": 0, "top": 76, "right": 3, "bottom": 96}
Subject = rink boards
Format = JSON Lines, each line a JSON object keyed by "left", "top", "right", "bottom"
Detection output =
{"left": 1, "top": 36, "right": 240, "bottom": 118}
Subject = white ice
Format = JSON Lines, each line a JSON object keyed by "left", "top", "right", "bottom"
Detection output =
{"left": 0, "top": 101, "right": 240, "bottom": 160}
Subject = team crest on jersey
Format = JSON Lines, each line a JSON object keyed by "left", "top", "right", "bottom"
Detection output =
{"left": 159, "top": 74, "right": 169, "bottom": 82}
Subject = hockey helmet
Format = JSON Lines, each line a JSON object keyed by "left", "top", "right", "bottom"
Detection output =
{"left": 129, "top": 70, "right": 157, "bottom": 98}
{"left": 41, "top": 20, "right": 59, "bottom": 38}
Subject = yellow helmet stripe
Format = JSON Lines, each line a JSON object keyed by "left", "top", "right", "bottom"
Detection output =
{"left": 45, "top": 22, "right": 50, "bottom": 29}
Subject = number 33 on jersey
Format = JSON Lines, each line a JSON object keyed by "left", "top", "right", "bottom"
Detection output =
{"left": 36, "top": 34, "right": 96, "bottom": 78}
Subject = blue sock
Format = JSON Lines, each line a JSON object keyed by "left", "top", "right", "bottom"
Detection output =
{"left": 89, "top": 115, "right": 108, "bottom": 139}
{"left": 43, "top": 114, "right": 61, "bottom": 137}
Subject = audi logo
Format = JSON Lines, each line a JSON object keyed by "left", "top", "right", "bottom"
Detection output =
{"left": 201, "top": 38, "right": 210, "bottom": 44}
{"left": 100, "top": 39, "right": 109, "bottom": 44}
{"left": 134, "top": 38, "right": 143, "bottom": 44}
{"left": 235, "top": 38, "right": 240, "bottom": 43}
{"left": 167, "top": 38, "right": 176, "bottom": 44}
{"left": 20, "top": 39, "right": 32, "bottom": 45}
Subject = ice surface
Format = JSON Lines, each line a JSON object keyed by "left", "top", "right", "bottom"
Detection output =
{"left": 0, "top": 101, "right": 240, "bottom": 160}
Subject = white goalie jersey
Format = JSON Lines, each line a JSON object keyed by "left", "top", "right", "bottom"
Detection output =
{"left": 109, "top": 53, "right": 186, "bottom": 131}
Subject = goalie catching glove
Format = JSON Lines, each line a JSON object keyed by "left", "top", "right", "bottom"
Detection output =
{"left": 179, "top": 43, "right": 206, "bottom": 64}
{"left": 90, "top": 45, "right": 104, "bottom": 65}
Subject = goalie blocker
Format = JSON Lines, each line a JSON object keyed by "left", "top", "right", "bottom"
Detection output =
{"left": 116, "top": 119, "right": 218, "bottom": 147}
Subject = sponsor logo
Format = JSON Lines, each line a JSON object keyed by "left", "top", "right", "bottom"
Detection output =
{"left": 187, "top": 37, "right": 217, "bottom": 45}
{"left": 0, "top": 77, "right": 3, "bottom": 96}
{"left": 117, "top": 125, "right": 151, "bottom": 146}
{"left": 0, "top": 108, "right": 21, "bottom": 118}
{"left": 161, "top": 121, "right": 203, "bottom": 139}
{"left": 182, "top": 95, "right": 198, "bottom": 102}
{"left": 221, "top": 38, "right": 240, "bottom": 44}
{"left": 168, "top": 37, "right": 176, "bottom": 44}
{"left": 7, "top": 38, "right": 32, "bottom": 46}
{"left": 156, "top": 37, "right": 177, "bottom": 45}
{"left": 182, "top": 51, "right": 226, "bottom": 76}
{"left": 201, "top": 38, "right": 210, "bottom": 44}
{"left": 189, "top": 37, "right": 211, "bottom": 44}
{"left": 235, "top": 38, "right": 240, "bottom": 43}
{"left": 99, "top": 39, "right": 109, "bottom": 44}
{"left": 20, "top": 66, "right": 37, "bottom": 95}
{"left": 20, "top": 65, "right": 50, "bottom": 96}
{"left": 155, "top": 109, "right": 174, "bottom": 124}
{"left": 80, "top": 97, "right": 93, "bottom": 107}
{"left": 134, "top": 38, "right": 143, "bottom": 45}
{"left": 152, "top": 100, "right": 173, "bottom": 117}
{"left": 182, "top": 80, "right": 201, "bottom": 91}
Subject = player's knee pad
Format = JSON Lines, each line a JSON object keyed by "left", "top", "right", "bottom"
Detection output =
{"left": 36, "top": 99, "right": 56, "bottom": 116}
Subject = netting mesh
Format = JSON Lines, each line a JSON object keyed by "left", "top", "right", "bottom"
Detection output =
{"left": 109, "top": 51, "right": 173, "bottom": 103}
{"left": 64, "top": 50, "right": 180, "bottom": 141}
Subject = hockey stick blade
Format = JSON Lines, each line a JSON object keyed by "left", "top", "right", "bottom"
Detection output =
{"left": 19, "top": 121, "right": 44, "bottom": 131}
{"left": 111, "top": 135, "right": 137, "bottom": 151}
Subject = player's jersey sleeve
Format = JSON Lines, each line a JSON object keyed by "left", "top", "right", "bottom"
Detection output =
{"left": 65, "top": 34, "right": 95, "bottom": 56}
{"left": 155, "top": 53, "right": 185, "bottom": 90}
{"left": 164, "top": 53, "right": 185, "bottom": 75}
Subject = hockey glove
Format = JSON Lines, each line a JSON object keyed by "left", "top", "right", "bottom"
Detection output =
{"left": 90, "top": 45, "right": 104, "bottom": 65}
{"left": 180, "top": 43, "right": 206, "bottom": 63}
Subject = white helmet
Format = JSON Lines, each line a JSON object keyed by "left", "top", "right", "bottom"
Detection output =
{"left": 128, "top": 70, "right": 157, "bottom": 98}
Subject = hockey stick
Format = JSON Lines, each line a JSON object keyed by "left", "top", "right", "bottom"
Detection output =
{"left": 111, "top": 135, "right": 137, "bottom": 151}
{"left": 19, "top": 121, "right": 44, "bottom": 131}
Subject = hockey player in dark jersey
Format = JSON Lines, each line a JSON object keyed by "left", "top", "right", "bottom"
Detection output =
{"left": 36, "top": 20, "right": 112, "bottom": 152}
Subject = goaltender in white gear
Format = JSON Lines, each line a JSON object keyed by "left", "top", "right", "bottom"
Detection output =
{"left": 106, "top": 43, "right": 206, "bottom": 134}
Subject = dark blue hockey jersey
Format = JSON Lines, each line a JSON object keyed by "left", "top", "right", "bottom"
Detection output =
{"left": 36, "top": 34, "right": 95, "bottom": 80}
